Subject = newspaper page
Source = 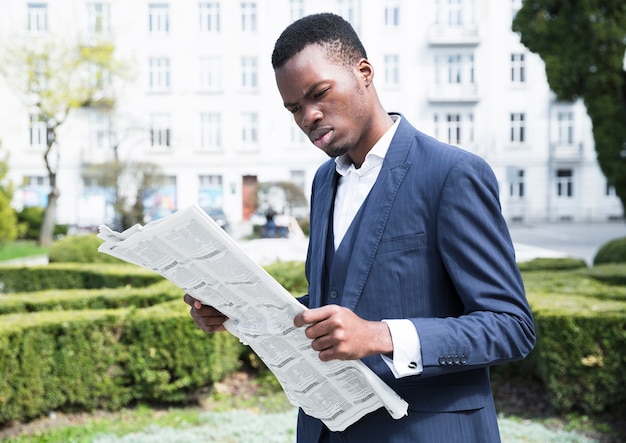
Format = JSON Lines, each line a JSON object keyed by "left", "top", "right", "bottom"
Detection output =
{"left": 97, "top": 204, "right": 408, "bottom": 432}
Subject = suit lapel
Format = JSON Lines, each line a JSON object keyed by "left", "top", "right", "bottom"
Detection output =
{"left": 340, "top": 118, "right": 414, "bottom": 312}
{"left": 308, "top": 163, "right": 338, "bottom": 308}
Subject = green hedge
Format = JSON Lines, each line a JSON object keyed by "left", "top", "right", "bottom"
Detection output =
{"left": 580, "top": 263, "right": 626, "bottom": 287}
{"left": 510, "top": 265, "right": 626, "bottom": 413}
{"left": 593, "top": 236, "right": 626, "bottom": 265}
{"left": 0, "top": 280, "right": 180, "bottom": 315}
{"left": 0, "top": 263, "right": 163, "bottom": 293}
{"left": 2, "top": 259, "right": 625, "bottom": 425}
{"left": 48, "top": 234, "right": 124, "bottom": 264}
{"left": 0, "top": 302, "right": 242, "bottom": 425}
{"left": 517, "top": 257, "right": 587, "bottom": 272}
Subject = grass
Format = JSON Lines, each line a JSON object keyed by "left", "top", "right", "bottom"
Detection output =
{"left": 0, "top": 241, "right": 49, "bottom": 262}
{"left": 0, "top": 376, "right": 612, "bottom": 443}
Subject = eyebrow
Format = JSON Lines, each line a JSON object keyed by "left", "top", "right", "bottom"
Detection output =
{"left": 283, "top": 81, "right": 326, "bottom": 108}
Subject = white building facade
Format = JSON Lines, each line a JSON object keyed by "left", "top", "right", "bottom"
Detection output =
{"left": 0, "top": 0, "right": 622, "bottom": 230}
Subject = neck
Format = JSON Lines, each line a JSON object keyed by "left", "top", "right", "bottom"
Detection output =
{"left": 349, "top": 111, "right": 394, "bottom": 168}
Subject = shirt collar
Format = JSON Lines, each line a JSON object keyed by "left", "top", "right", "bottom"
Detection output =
{"left": 335, "top": 115, "right": 401, "bottom": 176}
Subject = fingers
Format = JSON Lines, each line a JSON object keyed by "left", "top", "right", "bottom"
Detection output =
{"left": 294, "top": 305, "right": 337, "bottom": 327}
{"left": 184, "top": 293, "right": 228, "bottom": 334}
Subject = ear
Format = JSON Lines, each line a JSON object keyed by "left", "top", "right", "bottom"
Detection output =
{"left": 357, "top": 59, "right": 374, "bottom": 86}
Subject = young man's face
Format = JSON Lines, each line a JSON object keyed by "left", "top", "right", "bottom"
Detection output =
{"left": 275, "top": 44, "right": 370, "bottom": 159}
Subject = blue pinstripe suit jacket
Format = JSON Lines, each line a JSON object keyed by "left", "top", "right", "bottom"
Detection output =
{"left": 297, "top": 115, "right": 536, "bottom": 442}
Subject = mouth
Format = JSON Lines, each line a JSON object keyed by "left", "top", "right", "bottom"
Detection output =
{"left": 309, "top": 128, "right": 334, "bottom": 149}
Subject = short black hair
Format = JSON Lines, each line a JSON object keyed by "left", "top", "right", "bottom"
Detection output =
{"left": 271, "top": 13, "right": 367, "bottom": 70}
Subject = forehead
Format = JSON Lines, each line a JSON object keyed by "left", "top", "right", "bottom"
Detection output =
{"left": 275, "top": 44, "right": 352, "bottom": 97}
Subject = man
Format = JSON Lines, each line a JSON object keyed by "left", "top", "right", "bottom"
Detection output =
{"left": 185, "top": 12, "right": 535, "bottom": 443}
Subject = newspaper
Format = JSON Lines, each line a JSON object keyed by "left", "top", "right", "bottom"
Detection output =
{"left": 97, "top": 204, "right": 408, "bottom": 432}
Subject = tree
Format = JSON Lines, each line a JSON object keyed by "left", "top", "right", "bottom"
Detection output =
{"left": 512, "top": 1, "right": 626, "bottom": 214}
{"left": 0, "top": 38, "right": 126, "bottom": 246}
{"left": 0, "top": 141, "right": 18, "bottom": 245}
{"left": 83, "top": 160, "right": 166, "bottom": 230}
{"left": 257, "top": 181, "right": 309, "bottom": 217}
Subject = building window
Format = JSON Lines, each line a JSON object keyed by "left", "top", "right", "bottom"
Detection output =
{"left": 433, "top": 112, "right": 473, "bottom": 146}
{"left": 87, "top": 2, "right": 110, "bottom": 34}
{"left": 198, "top": 175, "right": 223, "bottom": 209}
{"left": 91, "top": 112, "right": 111, "bottom": 149}
{"left": 33, "top": 59, "right": 47, "bottom": 92}
{"left": 289, "top": 0, "right": 305, "bottom": 21}
{"left": 446, "top": 114, "right": 461, "bottom": 145}
{"left": 446, "top": 0, "right": 463, "bottom": 26}
{"left": 149, "top": 57, "right": 170, "bottom": 91}
{"left": 447, "top": 54, "right": 462, "bottom": 84}
{"left": 383, "top": 54, "right": 399, "bottom": 86}
{"left": 241, "top": 57, "right": 258, "bottom": 89}
{"left": 88, "top": 62, "right": 111, "bottom": 90}
{"left": 22, "top": 175, "right": 50, "bottom": 207}
{"left": 27, "top": 3, "right": 48, "bottom": 33}
{"left": 435, "top": 53, "right": 475, "bottom": 86}
{"left": 510, "top": 113, "right": 525, "bottom": 143}
{"left": 556, "top": 169, "right": 574, "bottom": 198}
{"left": 557, "top": 111, "right": 574, "bottom": 145}
{"left": 511, "top": 53, "right": 525, "bottom": 83}
{"left": 200, "top": 113, "right": 221, "bottom": 149}
{"left": 29, "top": 114, "right": 47, "bottom": 148}
{"left": 509, "top": 168, "right": 525, "bottom": 198}
{"left": 240, "top": 2, "right": 257, "bottom": 32}
{"left": 384, "top": 0, "right": 400, "bottom": 27}
{"left": 241, "top": 112, "right": 258, "bottom": 146}
{"left": 199, "top": 57, "right": 221, "bottom": 91}
{"left": 148, "top": 3, "right": 169, "bottom": 34}
{"left": 199, "top": 2, "right": 220, "bottom": 32}
{"left": 150, "top": 114, "right": 171, "bottom": 148}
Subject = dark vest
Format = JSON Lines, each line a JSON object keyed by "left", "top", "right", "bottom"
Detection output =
{"left": 322, "top": 192, "right": 370, "bottom": 306}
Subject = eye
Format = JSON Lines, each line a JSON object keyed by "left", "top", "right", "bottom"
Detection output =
{"left": 289, "top": 106, "right": 301, "bottom": 114}
{"left": 314, "top": 88, "right": 329, "bottom": 99}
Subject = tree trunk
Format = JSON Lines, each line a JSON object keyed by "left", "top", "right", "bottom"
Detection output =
{"left": 39, "top": 185, "right": 59, "bottom": 247}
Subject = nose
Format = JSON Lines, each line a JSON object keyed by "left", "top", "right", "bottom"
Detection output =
{"left": 301, "top": 106, "right": 322, "bottom": 129}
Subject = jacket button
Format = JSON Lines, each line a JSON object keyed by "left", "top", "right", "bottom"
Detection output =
{"left": 446, "top": 355, "right": 453, "bottom": 365}
{"left": 453, "top": 354, "right": 461, "bottom": 365}
{"left": 330, "top": 290, "right": 338, "bottom": 299}
{"left": 438, "top": 356, "right": 446, "bottom": 365}
{"left": 461, "top": 354, "right": 467, "bottom": 364}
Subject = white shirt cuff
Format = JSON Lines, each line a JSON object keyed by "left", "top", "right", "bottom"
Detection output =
{"left": 381, "top": 319, "right": 423, "bottom": 378}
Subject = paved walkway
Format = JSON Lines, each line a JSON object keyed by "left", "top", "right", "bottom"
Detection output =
{"left": 237, "top": 235, "right": 574, "bottom": 266}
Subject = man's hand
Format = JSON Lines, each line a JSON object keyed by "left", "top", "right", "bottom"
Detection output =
{"left": 183, "top": 293, "right": 229, "bottom": 334}
{"left": 293, "top": 305, "right": 393, "bottom": 362}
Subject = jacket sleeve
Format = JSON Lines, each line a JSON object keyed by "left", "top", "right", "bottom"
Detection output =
{"left": 412, "top": 154, "right": 535, "bottom": 377}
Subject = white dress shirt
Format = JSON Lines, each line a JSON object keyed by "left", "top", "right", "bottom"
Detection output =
{"left": 333, "top": 115, "right": 423, "bottom": 378}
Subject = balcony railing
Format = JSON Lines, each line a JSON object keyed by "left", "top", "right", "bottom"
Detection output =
{"left": 550, "top": 142, "right": 583, "bottom": 161}
{"left": 428, "top": 24, "right": 480, "bottom": 46}
{"left": 427, "top": 83, "right": 479, "bottom": 103}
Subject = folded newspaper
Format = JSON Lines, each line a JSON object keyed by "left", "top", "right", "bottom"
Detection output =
{"left": 97, "top": 204, "right": 408, "bottom": 432}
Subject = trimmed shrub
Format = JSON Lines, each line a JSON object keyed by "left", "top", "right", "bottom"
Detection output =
{"left": 0, "top": 263, "right": 163, "bottom": 293}
{"left": 593, "top": 236, "right": 626, "bottom": 265}
{"left": 519, "top": 271, "right": 626, "bottom": 413}
{"left": 49, "top": 234, "right": 123, "bottom": 264}
{"left": 581, "top": 263, "right": 626, "bottom": 287}
{"left": 0, "top": 303, "right": 243, "bottom": 425}
{"left": 0, "top": 280, "right": 180, "bottom": 315}
{"left": 517, "top": 257, "right": 587, "bottom": 272}
{"left": 264, "top": 261, "right": 307, "bottom": 297}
